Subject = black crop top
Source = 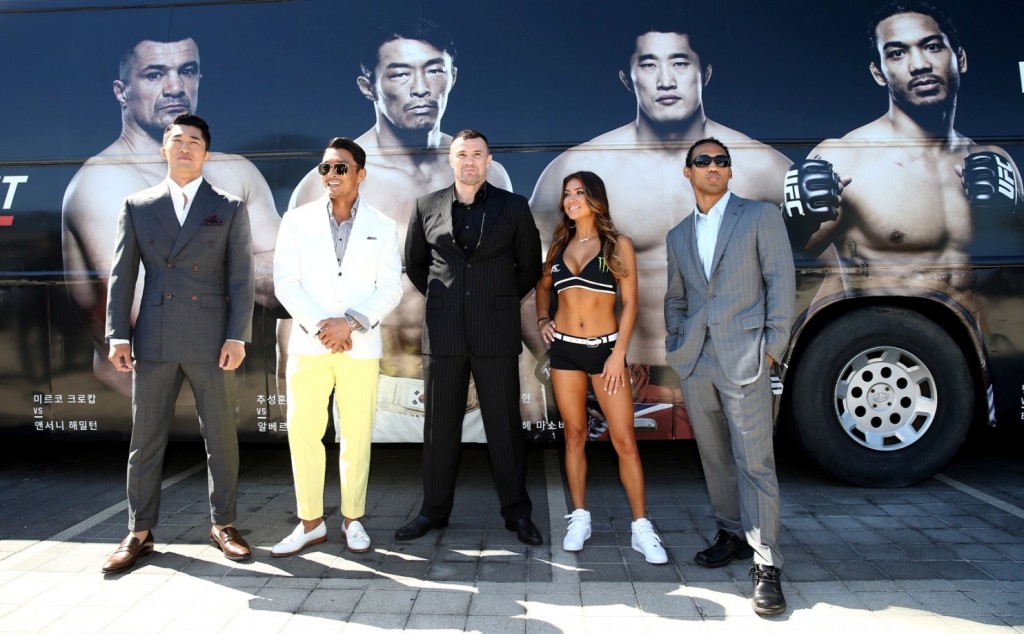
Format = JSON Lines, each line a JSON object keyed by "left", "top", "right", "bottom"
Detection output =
{"left": 550, "top": 250, "right": 616, "bottom": 295}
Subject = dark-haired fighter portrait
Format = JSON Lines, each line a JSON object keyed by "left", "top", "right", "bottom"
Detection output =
{"left": 530, "top": 24, "right": 790, "bottom": 430}
{"left": 63, "top": 37, "right": 280, "bottom": 395}
{"left": 287, "top": 19, "right": 516, "bottom": 440}
{"left": 783, "top": 0, "right": 1023, "bottom": 298}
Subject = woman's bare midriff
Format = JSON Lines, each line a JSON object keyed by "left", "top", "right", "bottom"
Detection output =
{"left": 553, "top": 288, "right": 619, "bottom": 336}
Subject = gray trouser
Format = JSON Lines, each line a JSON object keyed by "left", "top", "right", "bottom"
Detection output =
{"left": 681, "top": 337, "right": 783, "bottom": 568}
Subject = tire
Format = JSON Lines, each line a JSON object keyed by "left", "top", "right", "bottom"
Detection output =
{"left": 789, "top": 307, "right": 974, "bottom": 487}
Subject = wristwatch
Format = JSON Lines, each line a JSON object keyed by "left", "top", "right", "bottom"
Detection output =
{"left": 344, "top": 314, "right": 361, "bottom": 333}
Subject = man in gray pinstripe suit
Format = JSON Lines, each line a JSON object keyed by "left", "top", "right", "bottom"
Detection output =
{"left": 102, "top": 114, "right": 255, "bottom": 573}
{"left": 664, "top": 137, "right": 795, "bottom": 615}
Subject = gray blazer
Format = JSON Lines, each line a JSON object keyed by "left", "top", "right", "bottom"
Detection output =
{"left": 106, "top": 179, "right": 255, "bottom": 363}
{"left": 664, "top": 193, "right": 795, "bottom": 385}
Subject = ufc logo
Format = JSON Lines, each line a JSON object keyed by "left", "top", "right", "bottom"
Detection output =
{"left": 783, "top": 169, "right": 804, "bottom": 217}
{"left": 995, "top": 155, "right": 1016, "bottom": 200}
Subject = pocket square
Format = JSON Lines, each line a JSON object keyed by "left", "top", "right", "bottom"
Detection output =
{"left": 202, "top": 213, "right": 224, "bottom": 226}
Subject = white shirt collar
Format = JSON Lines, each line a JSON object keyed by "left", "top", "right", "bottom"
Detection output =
{"left": 693, "top": 191, "right": 730, "bottom": 279}
{"left": 166, "top": 176, "right": 203, "bottom": 204}
{"left": 693, "top": 191, "right": 731, "bottom": 224}
{"left": 166, "top": 176, "right": 203, "bottom": 224}
{"left": 326, "top": 195, "right": 360, "bottom": 223}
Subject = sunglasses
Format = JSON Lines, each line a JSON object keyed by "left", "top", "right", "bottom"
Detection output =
{"left": 317, "top": 162, "right": 350, "bottom": 176}
{"left": 689, "top": 154, "right": 731, "bottom": 168}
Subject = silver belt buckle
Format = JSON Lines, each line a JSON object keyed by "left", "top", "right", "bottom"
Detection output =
{"left": 585, "top": 336, "right": 601, "bottom": 348}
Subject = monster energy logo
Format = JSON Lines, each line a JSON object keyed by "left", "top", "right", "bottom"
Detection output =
{"left": 598, "top": 256, "right": 608, "bottom": 272}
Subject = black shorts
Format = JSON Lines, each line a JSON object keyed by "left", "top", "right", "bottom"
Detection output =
{"left": 548, "top": 332, "right": 620, "bottom": 375}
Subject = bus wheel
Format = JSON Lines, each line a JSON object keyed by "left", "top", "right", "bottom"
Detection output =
{"left": 789, "top": 307, "right": 974, "bottom": 487}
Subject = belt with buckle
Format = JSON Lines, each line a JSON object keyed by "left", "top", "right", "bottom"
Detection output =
{"left": 553, "top": 332, "right": 619, "bottom": 348}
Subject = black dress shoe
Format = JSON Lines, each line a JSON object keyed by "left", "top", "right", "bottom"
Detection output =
{"left": 395, "top": 515, "right": 448, "bottom": 541}
{"left": 694, "top": 529, "right": 754, "bottom": 568}
{"left": 751, "top": 564, "right": 786, "bottom": 615}
{"left": 504, "top": 517, "right": 543, "bottom": 545}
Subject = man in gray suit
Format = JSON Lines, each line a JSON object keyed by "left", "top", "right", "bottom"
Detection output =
{"left": 102, "top": 113, "right": 256, "bottom": 574}
{"left": 664, "top": 137, "right": 795, "bottom": 615}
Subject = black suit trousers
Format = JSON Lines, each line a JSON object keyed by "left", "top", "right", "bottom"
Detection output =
{"left": 420, "top": 352, "right": 532, "bottom": 523}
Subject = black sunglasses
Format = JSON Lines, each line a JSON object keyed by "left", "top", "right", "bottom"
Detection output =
{"left": 690, "top": 154, "right": 731, "bottom": 168}
{"left": 317, "top": 162, "right": 350, "bottom": 176}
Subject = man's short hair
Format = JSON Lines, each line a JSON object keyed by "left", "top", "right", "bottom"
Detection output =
{"left": 620, "top": 7, "right": 721, "bottom": 76}
{"left": 685, "top": 137, "right": 730, "bottom": 167}
{"left": 164, "top": 113, "right": 211, "bottom": 150}
{"left": 118, "top": 36, "right": 198, "bottom": 84}
{"left": 624, "top": 25, "right": 709, "bottom": 73}
{"left": 359, "top": 17, "right": 456, "bottom": 81}
{"left": 326, "top": 137, "right": 367, "bottom": 170}
{"left": 867, "top": 0, "right": 961, "bottom": 66}
{"left": 453, "top": 129, "right": 489, "bottom": 149}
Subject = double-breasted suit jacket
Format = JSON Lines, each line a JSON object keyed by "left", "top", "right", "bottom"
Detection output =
{"left": 106, "top": 179, "right": 255, "bottom": 360}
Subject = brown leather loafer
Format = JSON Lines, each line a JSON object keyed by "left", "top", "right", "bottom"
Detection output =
{"left": 210, "top": 526, "right": 251, "bottom": 561}
{"left": 101, "top": 532, "right": 155, "bottom": 573}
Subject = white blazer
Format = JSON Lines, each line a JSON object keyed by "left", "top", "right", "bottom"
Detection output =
{"left": 273, "top": 197, "right": 403, "bottom": 358}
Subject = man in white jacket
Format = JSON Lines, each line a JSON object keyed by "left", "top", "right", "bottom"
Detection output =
{"left": 271, "top": 137, "right": 403, "bottom": 555}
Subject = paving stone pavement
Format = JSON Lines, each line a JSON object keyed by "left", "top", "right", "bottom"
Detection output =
{"left": 2, "top": 434, "right": 1024, "bottom": 632}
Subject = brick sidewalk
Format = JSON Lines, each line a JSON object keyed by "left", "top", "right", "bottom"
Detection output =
{"left": 1, "top": 440, "right": 1023, "bottom": 632}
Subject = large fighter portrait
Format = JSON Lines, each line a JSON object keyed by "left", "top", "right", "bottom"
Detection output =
{"left": 782, "top": 0, "right": 1023, "bottom": 310}
{"left": 284, "top": 18, "right": 522, "bottom": 442}
{"left": 61, "top": 34, "right": 282, "bottom": 397}
{"left": 530, "top": 11, "right": 791, "bottom": 440}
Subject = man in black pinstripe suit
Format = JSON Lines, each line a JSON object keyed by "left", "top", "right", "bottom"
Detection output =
{"left": 398, "top": 129, "right": 543, "bottom": 545}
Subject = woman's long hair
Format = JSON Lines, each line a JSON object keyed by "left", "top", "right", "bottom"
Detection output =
{"left": 544, "top": 171, "right": 628, "bottom": 279}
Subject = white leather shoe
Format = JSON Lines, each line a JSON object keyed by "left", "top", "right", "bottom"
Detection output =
{"left": 562, "top": 509, "right": 591, "bottom": 552}
{"left": 631, "top": 518, "right": 668, "bottom": 564}
{"left": 271, "top": 520, "right": 328, "bottom": 557}
{"left": 343, "top": 520, "right": 371, "bottom": 553}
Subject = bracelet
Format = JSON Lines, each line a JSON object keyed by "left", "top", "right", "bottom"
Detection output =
{"left": 537, "top": 317, "right": 551, "bottom": 324}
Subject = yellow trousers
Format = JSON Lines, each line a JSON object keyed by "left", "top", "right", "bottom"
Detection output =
{"left": 285, "top": 352, "right": 378, "bottom": 520}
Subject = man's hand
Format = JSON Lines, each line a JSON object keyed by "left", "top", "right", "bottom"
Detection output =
{"left": 220, "top": 340, "right": 246, "bottom": 370}
{"left": 316, "top": 317, "right": 353, "bottom": 353}
{"left": 782, "top": 159, "right": 848, "bottom": 250}
{"left": 108, "top": 343, "right": 134, "bottom": 372}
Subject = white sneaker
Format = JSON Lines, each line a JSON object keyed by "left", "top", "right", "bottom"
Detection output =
{"left": 343, "top": 520, "right": 371, "bottom": 553}
{"left": 631, "top": 518, "right": 668, "bottom": 564}
{"left": 562, "top": 509, "right": 592, "bottom": 552}
{"left": 271, "top": 520, "right": 328, "bottom": 557}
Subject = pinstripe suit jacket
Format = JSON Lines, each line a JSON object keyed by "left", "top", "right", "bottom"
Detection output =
{"left": 405, "top": 183, "right": 542, "bottom": 357}
{"left": 105, "top": 179, "right": 255, "bottom": 363}
{"left": 664, "top": 193, "right": 795, "bottom": 385}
